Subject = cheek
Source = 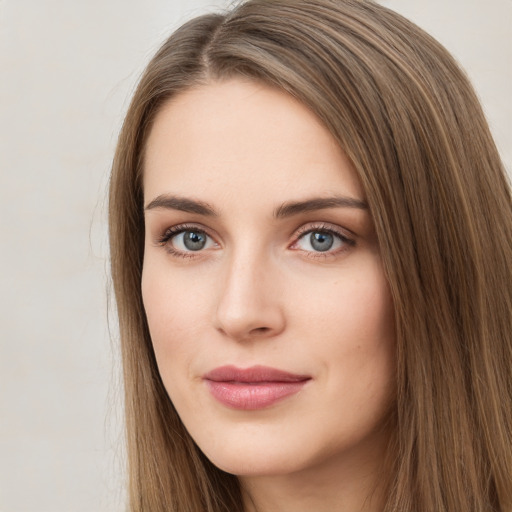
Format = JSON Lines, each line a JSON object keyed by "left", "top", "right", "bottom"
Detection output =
{"left": 342, "top": 274, "right": 396, "bottom": 412}
{"left": 289, "top": 260, "right": 396, "bottom": 402}
{"left": 290, "top": 259, "right": 394, "bottom": 345}
{"left": 347, "top": 278, "right": 395, "bottom": 349}
{"left": 141, "top": 264, "right": 202, "bottom": 365}
{"left": 337, "top": 269, "right": 396, "bottom": 375}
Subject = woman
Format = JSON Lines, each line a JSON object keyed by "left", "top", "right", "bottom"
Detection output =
{"left": 109, "top": 1, "right": 512, "bottom": 510}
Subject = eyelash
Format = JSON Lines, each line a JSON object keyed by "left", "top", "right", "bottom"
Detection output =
{"left": 155, "top": 222, "right": 355, "bottom": 259}
{"left": 291, "top": 223, "right": 355, "bottom": 259}
{"left": 156, "top": 223, "right": 215, "bottom": 259}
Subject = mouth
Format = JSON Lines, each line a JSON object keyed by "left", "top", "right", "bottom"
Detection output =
{"left": 203, "top": 365, "right": 311, "bottom": 410}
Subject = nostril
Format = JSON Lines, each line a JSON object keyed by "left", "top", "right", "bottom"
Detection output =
{"left": 251, "top": 327, "right": 270, "bottom": 335}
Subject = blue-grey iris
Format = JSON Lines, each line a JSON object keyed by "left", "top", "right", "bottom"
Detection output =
{"left": 183, "top": 231, "right": 207, "bottom": 251}
{"left": 310, "top": 232, "right": 334, "bottom": 252}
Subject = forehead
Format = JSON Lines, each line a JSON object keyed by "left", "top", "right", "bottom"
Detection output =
{"left": 143, "top": 78, "right": 364, "bottom": 208}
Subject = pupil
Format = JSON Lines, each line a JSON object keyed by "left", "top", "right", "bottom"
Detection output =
{"left": 310, "top": 232, "right": 333, "bottom": 252}
{"left": 183, "top": 231, "right": 206, "bottom": 251}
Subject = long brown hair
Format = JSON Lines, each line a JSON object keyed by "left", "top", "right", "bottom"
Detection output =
{"left": 109, "top": 1, "right": 512, "bottom": 510}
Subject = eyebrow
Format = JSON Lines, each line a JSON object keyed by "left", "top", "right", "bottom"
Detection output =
{"left": 274, "top": 196, "right": 368, "bottom": 218}
{"left": 145, "top": 194, "right": 218, "bottom": 216}
{"left": 144, "top": 194, "right": 368, "bottom": 217}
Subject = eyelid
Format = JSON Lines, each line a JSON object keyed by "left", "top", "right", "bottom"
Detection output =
{"left": 292, "top": 221, "right": 355, "bottom": 239}
{"left": 289, "top": 222, "right": 355, "bottom": 256}
{"left": 155, "top": 223, "right": 214, "bottom": 243}
{"left": 153, "top": 221, "right": 355, "bottom": 259}
{"left": 155, "top": 222, "right": 220, "bottom": 257}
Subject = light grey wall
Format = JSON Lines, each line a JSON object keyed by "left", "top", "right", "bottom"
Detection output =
{"left": 1, "top": 1, "right": 510, "bottom": 511}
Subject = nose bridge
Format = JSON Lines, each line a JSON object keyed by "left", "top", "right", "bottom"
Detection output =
{"left": 214, "top": 243, "right": 284, "bottom": 340}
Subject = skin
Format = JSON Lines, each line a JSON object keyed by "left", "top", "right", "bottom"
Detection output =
{"left": 142, "top": 78, "right": 396, "bottom": 512}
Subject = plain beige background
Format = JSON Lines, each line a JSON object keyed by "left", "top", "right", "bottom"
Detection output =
{"left": 1, "top": 1, "right": 510, "bottom": 511}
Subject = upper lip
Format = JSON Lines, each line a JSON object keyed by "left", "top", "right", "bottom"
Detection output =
{"left": 203, "top": 365, "right": 311, "bottom": 383}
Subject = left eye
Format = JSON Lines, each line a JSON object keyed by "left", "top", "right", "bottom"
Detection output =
{"left": 294, "top": 230, "right": 346, "bottom": 253}
{"left": 170, "top": 230, "right": 216, "bottom": 252}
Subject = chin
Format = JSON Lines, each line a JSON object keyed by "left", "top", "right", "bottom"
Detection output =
{"left": 200, "top": 442, "right": 304, "bottom": 477}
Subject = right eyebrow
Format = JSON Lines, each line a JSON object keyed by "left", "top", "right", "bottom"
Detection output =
{"left": 144, "top": 194, "right": 218, "bottom": 216}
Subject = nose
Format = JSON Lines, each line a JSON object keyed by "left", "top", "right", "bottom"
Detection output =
{"left": 214, "top": 250, "right": 286, "bottom": 342}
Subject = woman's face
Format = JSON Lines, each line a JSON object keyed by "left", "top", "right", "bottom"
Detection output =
{"left": 142, "top": 79, "right": 396, "bottom": 478}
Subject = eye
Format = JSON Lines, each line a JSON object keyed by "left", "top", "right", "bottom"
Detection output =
{"left": 296, "top": 231, "right": 343, "bottom": 252}
{"left": 291, "top": 225, "right": 354, "bottom": 255}
{"left": 158, "top": 226, "right": 217, "bottom": 256}
{"left": 173, "top": 230, "right": 213, "bottom": 251}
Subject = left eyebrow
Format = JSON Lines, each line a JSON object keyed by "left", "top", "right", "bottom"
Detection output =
{"left": 274, "top": 196, "right": 368, "bottom": 218}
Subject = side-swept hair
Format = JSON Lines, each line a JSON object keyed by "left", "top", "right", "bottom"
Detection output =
{"left": 109, "top": 1, "right": 512, "bottom": 510}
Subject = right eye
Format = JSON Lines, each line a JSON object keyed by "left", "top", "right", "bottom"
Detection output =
{"left": 158, "top": 226, "right": 218, "bottom": 257}
{"left": 171, "top": 230, "right": 215, "bottom": 252}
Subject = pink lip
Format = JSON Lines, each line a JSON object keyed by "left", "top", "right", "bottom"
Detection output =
{"left": 203, "top": 365, "right": 311, "bottom": 410}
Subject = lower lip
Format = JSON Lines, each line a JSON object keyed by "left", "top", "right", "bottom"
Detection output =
{"left": 205, "top": 380, "right": 308, "bottom": 410}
